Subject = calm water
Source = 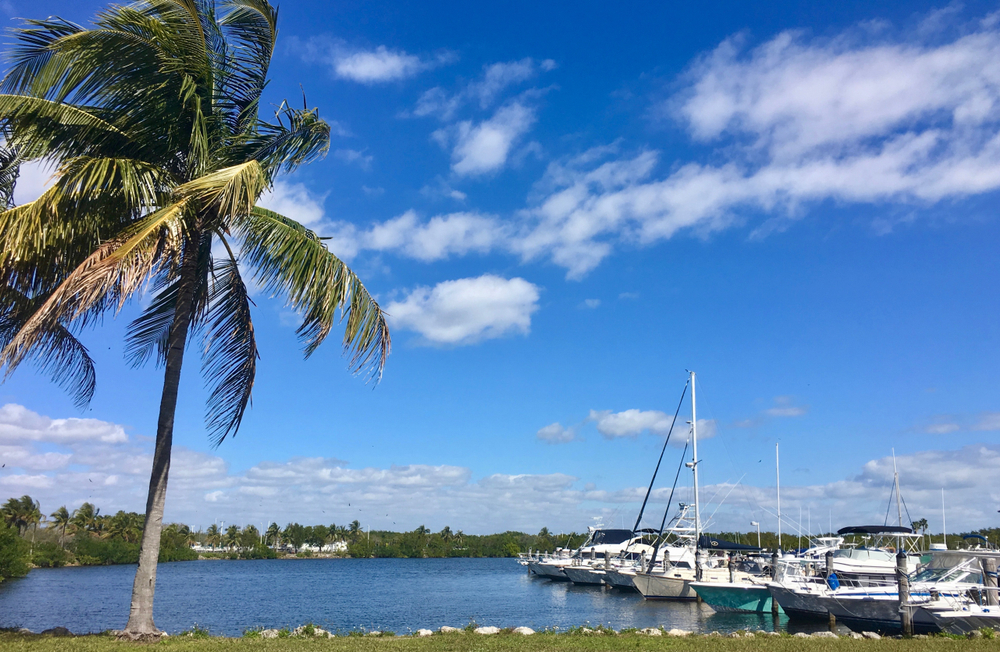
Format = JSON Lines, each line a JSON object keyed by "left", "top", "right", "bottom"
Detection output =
{"left": 0, "top": 558, "right": 830, "bottom": 636}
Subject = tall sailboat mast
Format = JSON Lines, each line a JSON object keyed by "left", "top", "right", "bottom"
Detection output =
{"left": 690, "top": 370, "right": 701, "bottom": 546}
{"left": 776, "top": 442, "right": 782, "bottom": 550}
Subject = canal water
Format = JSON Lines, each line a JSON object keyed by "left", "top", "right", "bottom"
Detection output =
{"left": 0, "top": 558, "right": 836, "bottom": 636}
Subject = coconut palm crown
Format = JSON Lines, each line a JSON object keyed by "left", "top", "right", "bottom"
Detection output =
{"left": 0, "top": 0, "right": 390, "bottom": 637}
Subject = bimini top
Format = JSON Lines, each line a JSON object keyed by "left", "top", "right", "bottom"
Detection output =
{"left": 697, "top": 535, "right": 761, "bottom": 551}
{"left": 589, "top": 529, "right": 635, "bottom": 546}
{"left": 837, "top": 525, "right": 913, "bottom": 536}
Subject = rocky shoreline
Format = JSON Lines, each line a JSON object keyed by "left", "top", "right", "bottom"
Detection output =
{"left": 4, "top": 624, "right": 985, "bottom": 641}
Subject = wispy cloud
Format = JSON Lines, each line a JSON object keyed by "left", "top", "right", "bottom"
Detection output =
{"left": 296, "top": 39, "right": 455, "bottom": 84}
{"left": 434, "top": 100, "right": 539, "bottom": 176}
{"left": 334, "top": 148, "right": 374, "bottom": 170}
{"left": 411, "top": 58, "right": 556, "bottom": 121}
{"left": 333, "top": 14, "right": 1000, "bottom": 279}
{"left": 536, "top": 423, "right": 577, "bottom": 444}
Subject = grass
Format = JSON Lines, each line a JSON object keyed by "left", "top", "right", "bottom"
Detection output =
{"left": 2, "top": 630, "right": 1000, "bottom": 652}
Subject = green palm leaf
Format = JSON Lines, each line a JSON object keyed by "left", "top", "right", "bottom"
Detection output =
{"left": 240, "top": 206, "right": 390, "bottom": 379}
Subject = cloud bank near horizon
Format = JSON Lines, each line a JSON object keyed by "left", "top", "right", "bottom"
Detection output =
{"left": 1, "top": 403, "right": 997, "bottom": 534}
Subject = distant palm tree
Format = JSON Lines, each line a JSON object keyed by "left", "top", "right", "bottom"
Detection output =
{"left": 224, "top": 525, "right": 240, "bottom": 550}
{"left": 106, "top": 511, "right": 144, "bottom": 543}
{"left": 348, "top": 520, "right": 362, "bottom": 543}
{"left": 265, "top": 522, "right": 281, "bottom": 548}
{"left": 50, "top": 506, "right": 70, "bottom": 547}
{"left": 1, "top": 495, "right": 39, "bottom": 536}
{"left": 0, "top": 0, "right": 389, "bottom": 638}
{"left": 439, "top": 526, "right": 452, "bottom": 541}
{"left": 205, "top": 524, "right": 221, "bottom": 550}
{"left": 71, "top": 503, "right": 101, "bottom": 534}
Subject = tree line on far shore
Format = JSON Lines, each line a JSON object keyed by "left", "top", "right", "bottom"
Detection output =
{"left": 5, "top": 493, "right": 998, "bottom": 583}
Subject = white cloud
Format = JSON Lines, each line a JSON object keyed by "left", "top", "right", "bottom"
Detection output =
{"left": 589, "top": 409, "right": 674, "bottom": 438}
{"left": 386, "top": 275, "right": 540, "bottom": 346}
{"left": 579, "top": 299, "right": 601, "bottom": 309}
{"left": 442, "top": 101, "right": 538, "bottom": 176}
{"left": 334, "top": 148, "right": 373, "bottom": 170}
{"left": 328, "top": 210, "right": 510, "bottom": 262}
{"left": 0, "top": 404, "right": 127, "bottom": 445}
{"left": 294, "top": 38, "right": 454, "bottom": 84}
{"left": 335, "top": 46, "right": 424, "bottom": 82}
{"left": 536, "top": 423, "right": 577, "bottom": 444}
{"left": 258, "top": 181, "right": 326, "bottom": 226}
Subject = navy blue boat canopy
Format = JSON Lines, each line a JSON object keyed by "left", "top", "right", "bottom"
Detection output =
{"left": 589, "top": 529, "right": 634, "bottom": 545}
{"left": 837, "top": 525, "right": 913, "bottom": 535}
{"left": 697, "top": 535, "right": 761, "bottom": 551}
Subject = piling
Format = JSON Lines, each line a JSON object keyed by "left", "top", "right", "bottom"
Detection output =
{"left": 825, "top": 551, "right": 836, "bottom": 628}
{"left": 981, "top": 556, "right": 998, "bottom": 606}
{"left": 897, "top": 551, "right": 912, "bottom": 637}
{"left": 728, "top": 555, "right": 736, "bottom": 584}
{"left": 770, "top": 551, "right": 780, "bottom": 617}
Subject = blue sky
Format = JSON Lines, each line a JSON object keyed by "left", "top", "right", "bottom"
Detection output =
{"left": 1, "top": 0, "right": 999, "bottom": 535}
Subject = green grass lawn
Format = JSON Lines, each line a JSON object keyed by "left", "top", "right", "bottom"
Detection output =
{"left": 2, "top": 630, "right": 997, "bottom": 652}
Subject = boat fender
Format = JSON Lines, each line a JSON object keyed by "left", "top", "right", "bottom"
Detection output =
{"left": 827, "top": 573, "right": 840, "bottom": 590}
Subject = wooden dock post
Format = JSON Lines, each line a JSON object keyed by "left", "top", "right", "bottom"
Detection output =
{"left": 897, "top": 551, "right": 912, "bottom": 637}
{"left": 981, "top": 557, "right": 998, "bottom": 606}
{"left": 770, "top": 551, "right": 780, "bottom": 617}
{"left": 825, "top": 551, "right": 836, "bottom": 628}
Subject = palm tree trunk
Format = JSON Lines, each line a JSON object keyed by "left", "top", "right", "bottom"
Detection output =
{"left": 122, "top": 226, "right": 203, "bottom": 638}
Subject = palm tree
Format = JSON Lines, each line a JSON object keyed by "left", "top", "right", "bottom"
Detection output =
{"left": 71, "top": 503, "right": 101, "bottom": 534}
{"left": 205, "top": 524, "right": 221, "bottom": 550}
{"left": 0, "top": 0, "right": 389, "bottom": 637}
{"left": 224, "top": 525, "right": 241, "bottom": 550}
{"left": 107, "top": 511, "right": 144, "bottom": 543}
{"left": 265, "top": 522, "right": 280, "bottom": 548}
{"left": 50, "top": 506, "right": 71, "bottom": 547}
{"left": 348, "top": 520, "right": 362, "bottom": 543}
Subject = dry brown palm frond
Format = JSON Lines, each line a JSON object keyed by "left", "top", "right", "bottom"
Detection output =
{"left": 0, "top": 199, "right": 188, "bottom": 377}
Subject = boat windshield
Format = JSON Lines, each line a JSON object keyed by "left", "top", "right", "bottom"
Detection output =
{"left": 590, "top": 529, "right": 634, "bottom": 546}
{"left": 912, "top": 567, "right": 983, "bottom": 584}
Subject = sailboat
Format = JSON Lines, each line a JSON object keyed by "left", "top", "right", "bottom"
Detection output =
{"left": 628, "top": 371, "right": 763, "bottom": 600}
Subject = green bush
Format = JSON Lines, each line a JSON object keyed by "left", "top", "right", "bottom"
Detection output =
{"left": 72, "top": 536, "right": 139, "bottom": 565}
{"left": 0, "top": 523, "right": 30, "bottom": 580}
{"left": 240, "top": 544, "right": 277, "bottom": 560}
{"left": 31, "top": 542, "right": 72, "bottom": 568}
{"left": 159, "top": 544, "right": 198, "bottom": 562}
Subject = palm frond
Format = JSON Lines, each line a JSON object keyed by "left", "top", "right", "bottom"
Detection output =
{"left": 240, "top": 105, "right": 330, "bottom": 175}
{"left": 202, "top": 254, "right": 257, "bottom": 445}
{"left": 0, "top": 200, "right": 187, "bottom": 376}
{"left": 0, "top": 286, "right": 96, "bottom": 408}
{"left": 239, "top": 206, "right": 389, "bottom": 380}
{"left": 218, "top": 0, "right": 277, "bottom": 134}
{"left": 124, "top": 234, "right": 213, "bottom": 367}
{"left": 175, "top": 160, "right": 267, "bottom": 219}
